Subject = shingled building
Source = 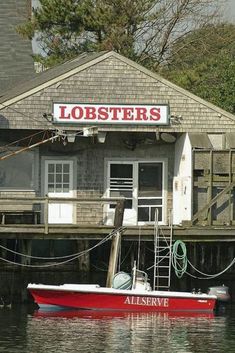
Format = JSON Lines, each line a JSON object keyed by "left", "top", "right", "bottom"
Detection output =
{"left": 0, "top": 50, "right": 235, "bottom": 300}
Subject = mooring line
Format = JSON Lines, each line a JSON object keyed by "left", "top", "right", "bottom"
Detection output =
{"left": 0, "top": 227, "right": 125, "bottom": 268}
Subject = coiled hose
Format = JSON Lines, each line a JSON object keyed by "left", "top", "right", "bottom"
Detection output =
{"left": 172, "top": 240, "right": 188, "bottom": 278}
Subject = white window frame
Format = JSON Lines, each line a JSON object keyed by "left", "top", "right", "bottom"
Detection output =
{"left": 104, "top": 158, "right": 168, "bottom": 225}
{"left": 41, "top": 157, "right": 77, "bottom": 224}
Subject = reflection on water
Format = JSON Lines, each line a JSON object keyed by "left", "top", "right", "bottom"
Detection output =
{"left": 0, "top": 306, "right": 235, "bottom": 353}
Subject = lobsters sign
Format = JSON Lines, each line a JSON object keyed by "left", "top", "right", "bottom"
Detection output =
{"left": 53, "top": 103, "right": 169, "bottom": 125}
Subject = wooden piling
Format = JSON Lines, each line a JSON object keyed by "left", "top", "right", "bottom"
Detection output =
{"left": 77, "top": 240, "right": 90, "bottom": 272}
{"left": 106, "top": 200, "right": 124, "bottom": 287}
{"left": 20, "top": 239, "right": 32, "bottom": 266}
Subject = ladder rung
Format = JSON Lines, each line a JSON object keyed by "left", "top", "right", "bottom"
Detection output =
{"left": 156, "top": 236, "right": 171, "bottom": 239}
{"left": 155, "top": 246, "right": 170, "bottom": 249}
{"left": 157, "top": 285, "right": 170, "bottom": 287}
{"left": 154, "top": 222, "right": 173, "bottom": 290}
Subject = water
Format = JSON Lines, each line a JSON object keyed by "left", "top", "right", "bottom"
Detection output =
{"left": 0, "top": 306, "right": 235, "bottom": 353}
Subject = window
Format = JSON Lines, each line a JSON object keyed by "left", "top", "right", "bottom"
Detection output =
{"left": 0, "top": 150, "right": 36, "bottom": 189}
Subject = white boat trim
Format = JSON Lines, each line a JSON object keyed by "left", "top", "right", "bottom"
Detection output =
{"left": 27, "top": 283, "right": 217, "bottom": 300}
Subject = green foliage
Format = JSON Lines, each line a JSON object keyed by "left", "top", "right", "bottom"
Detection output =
{"left": 18, "top": 0, "right": 157, "bottom": 66}
{"left": 162, "top": 24, "right": 235, "bottom": 114}
{"left": 18, "top": 0, "right": 223, "bottom": 68}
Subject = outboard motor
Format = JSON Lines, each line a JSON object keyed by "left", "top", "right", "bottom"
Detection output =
{"left": 208, "top": 285, "right": 230, "bottom": 309}
{"left": 112, "top": 272, "right": 132, "bottom": 290}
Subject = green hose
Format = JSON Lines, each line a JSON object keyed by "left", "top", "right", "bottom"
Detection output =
{"left": 172, "top": 240, "right": 187, "bottom": 278}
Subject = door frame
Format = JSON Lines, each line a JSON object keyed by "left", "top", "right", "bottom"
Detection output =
{"left": 41, "top": 156, "right": 77, "bottom": 224}
{"left": 104, "top": 158, "right": 168, "bottom": 225}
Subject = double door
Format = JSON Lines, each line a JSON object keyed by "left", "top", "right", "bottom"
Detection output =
{"left": 106, "top": 160, "right": 166, "bottom": 225}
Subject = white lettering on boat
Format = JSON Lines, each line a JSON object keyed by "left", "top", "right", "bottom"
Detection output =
{"left": 124, "top": 296, "right": 169, "bottom": 307}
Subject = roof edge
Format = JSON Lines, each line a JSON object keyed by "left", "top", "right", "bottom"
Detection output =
{"left": 0, "top": 51, "right": 111, "bottom": 109}
{"left": 1, "top": 50, "right": 234, "bottom": 124}
{"left": 109, "top": 51, "right": 235, "bottom": 122}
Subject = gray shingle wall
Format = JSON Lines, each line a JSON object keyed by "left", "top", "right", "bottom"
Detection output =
{"left": 0, "top": 55, "right": 235, "bottom": 132}
{"left": 75, "top": 135, "right": 174, "bottom": 225}
{"left": 0, "top": 0, "right": 35, "bottom": 94}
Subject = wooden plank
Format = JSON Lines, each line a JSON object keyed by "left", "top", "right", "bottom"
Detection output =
{"left": 0, "top": 224, "right": 234, "bottom": 241}
{"left": 207, "top": 150, "right": 213, "bottom": 225}
{"left": 191, "top": 181, "right": 235, "bottom": 224}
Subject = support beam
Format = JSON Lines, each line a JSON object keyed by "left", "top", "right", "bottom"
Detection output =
{"left": 106, "top": 231, "right": 121, "bottom": 287}
{"left": 106, "top": 200, "right": 124, "bottom": 287}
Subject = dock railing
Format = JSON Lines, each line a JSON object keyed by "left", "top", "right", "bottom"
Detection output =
{"left": 0, "top": 196, "right": 125, "bottom": 234}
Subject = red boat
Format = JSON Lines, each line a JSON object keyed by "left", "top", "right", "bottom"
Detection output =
{"left": 27, "top": 268, "right": 217, "bottom": 313}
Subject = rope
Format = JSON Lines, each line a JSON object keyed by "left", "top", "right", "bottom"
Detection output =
{"left": 186, "top": 257, "right": 235, "bottom": 280}
{"left": 171, "top": 240, "right": 235, "bottom": 280}
{"left": 171, "top": 240, "right": 188, "bottom": 278}
{"left": 0, "top": 227, "right": 124, "bottom": 268}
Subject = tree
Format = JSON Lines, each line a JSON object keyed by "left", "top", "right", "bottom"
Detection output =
{"left": 162, "top": 24, "right": 235, "bottom": 113}
{"left": 18, "top": 0, "right": 224, "bottom": 68}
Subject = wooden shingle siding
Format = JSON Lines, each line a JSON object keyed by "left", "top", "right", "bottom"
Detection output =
{"left": 0, "top": 53, "right": 234, "bottom": 132}
{"left": 72, "top": 134, "right": 174, "bottom": 224}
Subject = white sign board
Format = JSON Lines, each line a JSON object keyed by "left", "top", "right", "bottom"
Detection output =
{"left": 53, "top": 103, "right": 169, "bottom": 125}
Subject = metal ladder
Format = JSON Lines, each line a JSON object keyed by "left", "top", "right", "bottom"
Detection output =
{"left": 153, "top": 209, "right": 173, "bottom": 291}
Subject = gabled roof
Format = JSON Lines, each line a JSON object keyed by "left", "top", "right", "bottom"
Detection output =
{"left": 0, "top": 51, "right": 108, "bottom": 105}
{"left": 0, "top": 50, "right": 234, "bottom": 123}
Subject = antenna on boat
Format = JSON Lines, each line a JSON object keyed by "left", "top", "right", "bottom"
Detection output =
{"left": 132, "top": 260, "right": 137, "bottom": 289}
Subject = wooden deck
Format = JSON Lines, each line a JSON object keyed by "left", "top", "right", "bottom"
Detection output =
{"left": 0, "top": 195, "right": 234, "bottom": 242}
{"left": 0, "top": 223, "right": 234, "bottom": 242}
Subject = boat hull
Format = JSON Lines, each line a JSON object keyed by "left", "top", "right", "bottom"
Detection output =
{"left": 28, "top": 285, "right": 216, "bottom": 312}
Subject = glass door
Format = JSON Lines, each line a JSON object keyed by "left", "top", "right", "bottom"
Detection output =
{"left": 106, "top": 160, "right": 165, "bottom": 225}
{"left": 138, "top": 162, "right": 163, "bottom": 223}
{"left": 106, "top": 162, "right": 137, "bottom": 225}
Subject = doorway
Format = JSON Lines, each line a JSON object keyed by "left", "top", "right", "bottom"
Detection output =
{"left": 106, "top": 160, "right": 166, "bottom": 225}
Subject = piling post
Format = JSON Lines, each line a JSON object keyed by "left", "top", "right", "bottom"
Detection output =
{"left": 77, "top": 239, "right": 90, "bottom": 281}
{"left": 106, "top": 200, "right": 124, "bottom": 287}
{"left": 44, "top": 196, "right": 49, "bottom": 234}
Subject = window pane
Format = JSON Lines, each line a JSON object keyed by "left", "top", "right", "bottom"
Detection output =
{"left": 48, "top": 184, "right": 54, "bottom": 192}
{"left": 110, "top": 164, "right": 133, "bottom": 178}
{"left": 63, "top": 164, "right": 70, "bottom": 173}
{"left": 48, "top": 174, "right": 54, "bottom": 183}
{"left": 63, "top": 174, "right": 69, "bottom": 183}
{"left": 56, "top": 174, "right": 62, "bottom": 183}
{"left": 138, "top": 207, "right": 149, "bottom": 221}
{"left": 56, "top": 184, "right": 62, "bottom": 192}
{"left": 151, "top": 207, "right": 162, "bottom": 221}
{"left": 56, "top": 164, "right": 62, "bottom": 173}
{"left": 0, "top": 151, "right": 34, "bottom": 189}
{"left": 48, "top": 164, "right": 54, "bottom": 173}
{"left": 138, "top": 199, "right": 162, "bottom": 206}
{"left": 138, "top": 163, "right": 162, "bottom": 197}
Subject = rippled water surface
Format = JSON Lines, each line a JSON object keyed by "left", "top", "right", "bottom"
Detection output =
{"left": 0, "top": 306, "right": 235, "bottom": 353}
